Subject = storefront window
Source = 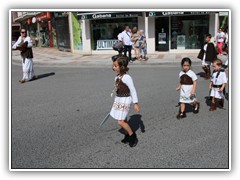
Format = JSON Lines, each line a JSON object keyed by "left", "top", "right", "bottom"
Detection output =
{"left": 90, "top": 18, "right": 138, "bottom": 50}
{"left": 28, "top": 23, "right": 37, "bottom": 47}
{"left": 54, "top": 17, "right": 71, "bottom": 51}
{"left": 155, "top": 17, "right": 169, "bottom": 51}
{"left": 52, "top": 26, "right": 57, "bottom": 47}
{"left": 39, "top": 21, "right": 50, "bottom": 47}
{"left": 171, "top": 15, "right": 209, "bottom": 50}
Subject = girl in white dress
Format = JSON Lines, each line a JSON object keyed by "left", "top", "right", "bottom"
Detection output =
{"left": 110, "top": 55, "right": 140, "bottom": 147}
{"left": 209, "top": 59, "right": 227, "bottom": 111}
{"left": 176, "top": 58, "right": 200, "bottom": 119}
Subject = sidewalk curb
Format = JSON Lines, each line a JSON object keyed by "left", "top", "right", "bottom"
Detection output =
{"left": 11, "top": 57, "right": 203, "bottom": 68}
{"left": 11, "top": 48, "right": 227, "bottom": 68}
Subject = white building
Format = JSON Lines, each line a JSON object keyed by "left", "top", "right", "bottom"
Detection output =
{"left": 12, "top": 10, "right": 229, "bottom": 55}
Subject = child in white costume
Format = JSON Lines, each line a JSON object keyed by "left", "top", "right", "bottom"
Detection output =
{"left": 110, "top": 55, "right": 140, "bottom": 147}
{"left": 176, "top": 57, "right": 200, "bottom": 119}
{"left": 209, "top": 59, "right": 227, "bottom": 111}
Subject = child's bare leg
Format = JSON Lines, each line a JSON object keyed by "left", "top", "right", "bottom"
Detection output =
{"left": 134, "top": 48, "right": 139, "bottom": 59}
{"left": 193, "top": 100, "right": 200, "bottom": 113}
{"left": 180, "top": 103, "right": 185, "bottom": 113}
{"left": 118, "top": 120, "right": 133, "bottom": 136}
{"left": 209, "top": 97, "right": 216, "bottom": 111}
{"left": 177, "top": 103, "right": 186, "bottom": 119}
{"left": 212, "top": 97, "right": 215, "bottom": 103}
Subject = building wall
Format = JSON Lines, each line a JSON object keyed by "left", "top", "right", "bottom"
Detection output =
{"left": 82, "top": 20, "right": 92, "bottom": 54}
{"left": 147, "top": 17, "right": 156, "bottom": 54}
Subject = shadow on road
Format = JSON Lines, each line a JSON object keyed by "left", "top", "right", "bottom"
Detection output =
{"left": 196, "top": 71, "right": 205, "bottom": 78}
{"left": 30, "top": 72, "right": 55, "bottom": 81}
{"left": 118, "top": 114, "right": 145, "bottom": 134}
{"left": 205, "top": 96, "right": 212, "bottom": 107}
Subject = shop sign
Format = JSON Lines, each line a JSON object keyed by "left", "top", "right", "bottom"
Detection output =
{"left": 96, "top": 40, "right": 118, "bottom": 50}
{"left": 93, "top": 13, "right": 112, "bottom": 19}
{"left": 219, "top": 12, "right": 228, "bottom": 16}
{"left": 146, "top": 11, "right": 213, "bottom": 17}
{"left": 78, "top": 12, "right": 142, "bottom": 20}
{"left": 36, "top": 12, "right": 51, "bottom": 22}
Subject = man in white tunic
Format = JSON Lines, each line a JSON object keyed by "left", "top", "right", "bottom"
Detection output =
{"left": 12, "top": 28, "right": 36, "bottom": 83}
{"left": 120, "top": 25, "right": 133, "bottom": 62}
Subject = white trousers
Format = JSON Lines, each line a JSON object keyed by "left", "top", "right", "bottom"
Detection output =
{"left": 22, "top": 58, "right": 35, "bottom": 80}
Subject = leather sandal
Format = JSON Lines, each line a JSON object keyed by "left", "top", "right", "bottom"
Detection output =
{"left": 19, "top": 79, "right": 26, "bottom": 83}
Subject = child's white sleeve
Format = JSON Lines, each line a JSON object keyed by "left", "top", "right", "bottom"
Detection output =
{"left": 122, "top": 75, "right": 138, "bottom": 104}
{"left": 222, "top": 72, "right": 228, "bottom": 84}
{"left": 191, "top": 70, "right": 198, "bottom": 81}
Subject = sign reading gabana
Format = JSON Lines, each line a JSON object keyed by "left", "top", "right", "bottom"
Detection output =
{"left": 97, "top": 40, "right": 119, "bottom": 50}
{"left": 77, "top": 12, "right": 143, "bottom": 20}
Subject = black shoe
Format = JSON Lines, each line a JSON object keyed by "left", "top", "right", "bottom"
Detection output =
{"left": 176, "top": 112, "right": 186, "bottom": 119}
{"left": 193, "top": 102, "right": 200, "bottom": 114}
{"left": 129, "top": 132, "right": 138, "bottom": 147}
{"left": 121, "top": 134, "right": 129, "bottom": 144}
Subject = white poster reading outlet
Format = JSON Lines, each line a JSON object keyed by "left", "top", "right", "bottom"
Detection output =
{"left": 97, "top": 40, "right": 119, "bottom": 50}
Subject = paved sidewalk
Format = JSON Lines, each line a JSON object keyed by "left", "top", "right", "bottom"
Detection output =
{"left": 11, "top": 47, "right": 228, "bottom": 67}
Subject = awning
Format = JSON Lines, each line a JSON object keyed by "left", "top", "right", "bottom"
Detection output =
{"left": 14, "top": 12, "right": 41, "bottom": 22}
{"left": 146, "top": 11, "right": 215, "bottom": 17}
{"left": 77, "top": 12, "right": 143, "bottom": 20}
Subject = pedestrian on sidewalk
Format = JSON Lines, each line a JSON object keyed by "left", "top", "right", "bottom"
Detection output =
{"left": 121, "top": 25, "right": 133, "bottom": 63}
{"left": 35, "top": 35, "right": 39, "bottom": 47}
{"left": 138, "top": 29, "right": 148, "bottom": 61}
{"left": 209, "top": 59, "right": 227, "bottom": 111}
{"left": 110, "top": 55, "right": 140, "bottom": 147}
{"left": 117, "top": 32, "right": 124, "bottom": 55}
{"left": 12, "top": 28, "right": 36, "bottom": 83}
{"left": 176, "top": 57, "right": 200, "bottom": 119}
{"left": 131, "top": 26, "right": 140, "bottom": 60}
{"left": 216, "top": 28, "right": 226, "bottom": 56}
{"left": 197, "top": 34, "right": 217, "bottom": 80}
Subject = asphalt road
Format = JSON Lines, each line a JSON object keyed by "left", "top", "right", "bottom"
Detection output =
{"left": 10, "top": 63, "right": 229, "bottom": 169}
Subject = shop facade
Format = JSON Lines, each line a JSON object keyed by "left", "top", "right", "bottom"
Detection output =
{"left": 77, "top": 12, "right": 144, "bottom": 54}
{"left": 14, "top": 12, "right": 56, "bottom": 48}
{"left": 53, "top": 12, "right": 71, "bottom": 51}
{"left": 11, "top": 12, "right": 21, "bottom": 44}
{"left": 35, "top": 12, "right": 54, "bottom": 48}
{"left": 12, "top": 10, "right": 229, "bottom": 55}
{"left": 77, "top": 11, "right": 227, "bottom": 54}
{"left": 146, "top": 11, "right": 216, "bottom": 53}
